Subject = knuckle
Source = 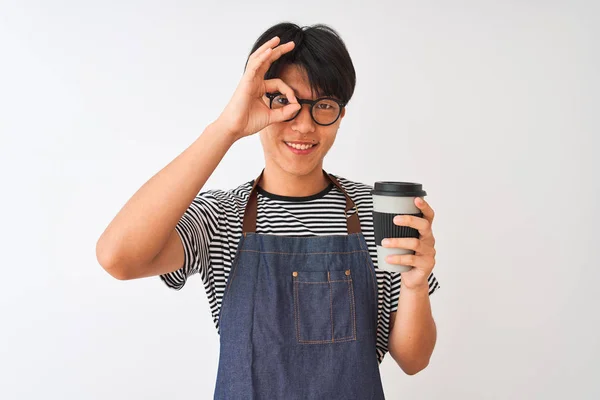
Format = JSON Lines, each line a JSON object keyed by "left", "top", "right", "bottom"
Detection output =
{"left": 251, "top": 50, "right": 265, "bottom": 62}
{"left": 248, "top": 63, "right": 260, "bottom": 74}
{"left": 411, "top": 238, "right": 420, "bottom": 249}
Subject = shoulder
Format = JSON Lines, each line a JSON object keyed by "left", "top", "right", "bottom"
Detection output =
{"left": 204, "top": 179, "right": 252, "bottom": 200}
{"left": 330, "top": 173, "right": 373, "bottom": 194}
{"left": 329, "top": 174, "right": 374, "bottom": 209}
{"left": 192, "top": 179, "right": 254, "bottom": 214}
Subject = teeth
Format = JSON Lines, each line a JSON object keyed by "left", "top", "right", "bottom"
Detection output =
{"left": 286, "top": 142, "right": 315, "bottom": 150}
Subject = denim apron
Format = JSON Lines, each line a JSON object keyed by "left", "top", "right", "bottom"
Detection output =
{"left": 214, "top": 170, "right": 385, "bottom": 399}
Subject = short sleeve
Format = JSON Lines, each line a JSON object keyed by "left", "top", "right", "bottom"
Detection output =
{"left": 159, "top": 191, "right": 222, "bottom": 290}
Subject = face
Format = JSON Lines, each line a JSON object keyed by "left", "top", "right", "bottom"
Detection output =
{"left": 259, "top": 64, "right": 346, "bottom": 178}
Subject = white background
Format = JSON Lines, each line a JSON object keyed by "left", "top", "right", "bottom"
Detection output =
{"left": 1, "top": 0, "right": 598, "bottom": 399}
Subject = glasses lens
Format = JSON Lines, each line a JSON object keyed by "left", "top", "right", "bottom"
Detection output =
{"left": 312, "top": 99, "right": 341, "bottom": 125}
{"left": 270, "top": 94, "right": 289, "bottom": 109}
{"left": 270, "top": 94, "right": 341, "bottom": 125}
{"left": 271, "top": 94, "right": 300, "bottom": 122}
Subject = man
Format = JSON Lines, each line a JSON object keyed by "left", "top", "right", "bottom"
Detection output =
{"left": 97, "top": 22, "right": 440, "bottom": 399}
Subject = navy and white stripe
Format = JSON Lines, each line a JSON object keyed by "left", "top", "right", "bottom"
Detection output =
{"left": 160, "top": 174, "right": 440, "bottom": 364}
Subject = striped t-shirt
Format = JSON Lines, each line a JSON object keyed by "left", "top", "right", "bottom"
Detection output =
{"left": 159, "top": 173, "right": 440, "bottom": 364}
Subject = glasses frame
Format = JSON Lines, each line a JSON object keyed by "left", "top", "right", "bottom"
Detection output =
{"left": 265, "top": 92, "right": 347, "bottom": 126}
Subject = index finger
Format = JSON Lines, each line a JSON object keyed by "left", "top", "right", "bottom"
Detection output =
{"left": 257, "top": 40, "right": 295, "bottom": 76}
{"left": 415, "top": 197, "right": 435, "bottom": 222}
{"left": 264, "top": 78, "right": 299, "bottom": 105}
{"left": 248, "top": 36, "right": 281, "bottom": 63}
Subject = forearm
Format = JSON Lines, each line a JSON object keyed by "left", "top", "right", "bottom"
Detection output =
{"left": 96, "top": 120, "right": 236, "bottom": 272}
{"left": 388, "top": 283, "right": 437, "bottom": 375}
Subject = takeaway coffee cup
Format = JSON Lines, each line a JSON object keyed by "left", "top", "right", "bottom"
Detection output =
{"left": 372, "top": 181, "right": 427, "bottom": 273}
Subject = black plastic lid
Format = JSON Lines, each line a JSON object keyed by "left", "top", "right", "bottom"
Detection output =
{"left": 371, "top": 181, "right": 427, "bottom": 197}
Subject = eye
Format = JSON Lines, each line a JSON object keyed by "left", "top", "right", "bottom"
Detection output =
{"left": 315, "top": 99, "right": 338, "bottom": 111}
{"left": 274, "top": 94, "right": 289, "bottom": 105}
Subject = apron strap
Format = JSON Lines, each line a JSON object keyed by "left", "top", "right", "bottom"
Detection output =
{"left": 327, "top": 173, "right": 361, "bottom": 234}
{"left": 243, "top": 169, "right": 361, "bottom": 235}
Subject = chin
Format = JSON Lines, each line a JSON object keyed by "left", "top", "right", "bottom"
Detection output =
{"left": 274, "top": 158, "right": 322, "bottom": 178}
{"left": 281, "top": 163, "right": 319, "bottom": 177}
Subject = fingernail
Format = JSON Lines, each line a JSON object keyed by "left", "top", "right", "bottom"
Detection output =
{"left": 382, "top": 239, "right": 390, "bottom": 246}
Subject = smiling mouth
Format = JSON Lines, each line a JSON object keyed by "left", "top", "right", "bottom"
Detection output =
{"left": 284, "top": 141, "right": 318, "bottom": 150}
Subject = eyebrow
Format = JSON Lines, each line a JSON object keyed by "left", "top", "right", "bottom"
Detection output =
{"left": 290, "top": 87, "right": 307, "bottom": 98}
{"left": 289, "top": 86, "right": 325, "bottom": 100}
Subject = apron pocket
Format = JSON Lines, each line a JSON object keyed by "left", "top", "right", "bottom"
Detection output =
{"left": 292, "top": 269, "right": 357, "bottom": 344}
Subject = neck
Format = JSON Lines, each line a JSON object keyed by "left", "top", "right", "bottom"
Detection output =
{"left": 259, "top": 164, "right": 330, "bottom": 198}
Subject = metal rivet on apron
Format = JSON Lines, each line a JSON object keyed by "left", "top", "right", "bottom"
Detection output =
{"left": 292, "top": 271, "right": 298, "bottom": 277}
{"left": 345, "top": 270, "right": 351, "bottom": 276}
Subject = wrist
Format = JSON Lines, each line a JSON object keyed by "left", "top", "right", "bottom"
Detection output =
{"left": 401, "top": 280, "right": 429, "bottom": 293}
{"left": 210, "top": 118, "right": 240, "bottom": 144}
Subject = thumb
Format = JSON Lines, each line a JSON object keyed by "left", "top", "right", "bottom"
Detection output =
{"left": 270, "top": 103, "right": 301, "bottom": 124}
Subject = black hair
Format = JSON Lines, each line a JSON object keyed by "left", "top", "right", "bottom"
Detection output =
{"left": 245, "top": 22, "right": 356, "bottom": 105}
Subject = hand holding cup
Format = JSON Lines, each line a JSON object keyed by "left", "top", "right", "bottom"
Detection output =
{"left": 372, "top": 182, "right": 437, "bottom": 290}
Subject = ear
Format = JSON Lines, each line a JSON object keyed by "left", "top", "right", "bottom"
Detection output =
{"left": 340, "top": 107, "right": 346, "bottom": 119}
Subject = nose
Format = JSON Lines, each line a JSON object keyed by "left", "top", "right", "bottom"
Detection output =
{"left": 290, "top": 103, "right": 316, "bottom": 134}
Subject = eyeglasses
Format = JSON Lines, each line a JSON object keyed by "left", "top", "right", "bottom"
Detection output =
{"left": 266, "top": 92, "right": 346, "bottom": 126}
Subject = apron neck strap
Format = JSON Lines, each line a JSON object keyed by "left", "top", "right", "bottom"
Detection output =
{"left": 243, "top": 169, "right": 361, "bottom": 235}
